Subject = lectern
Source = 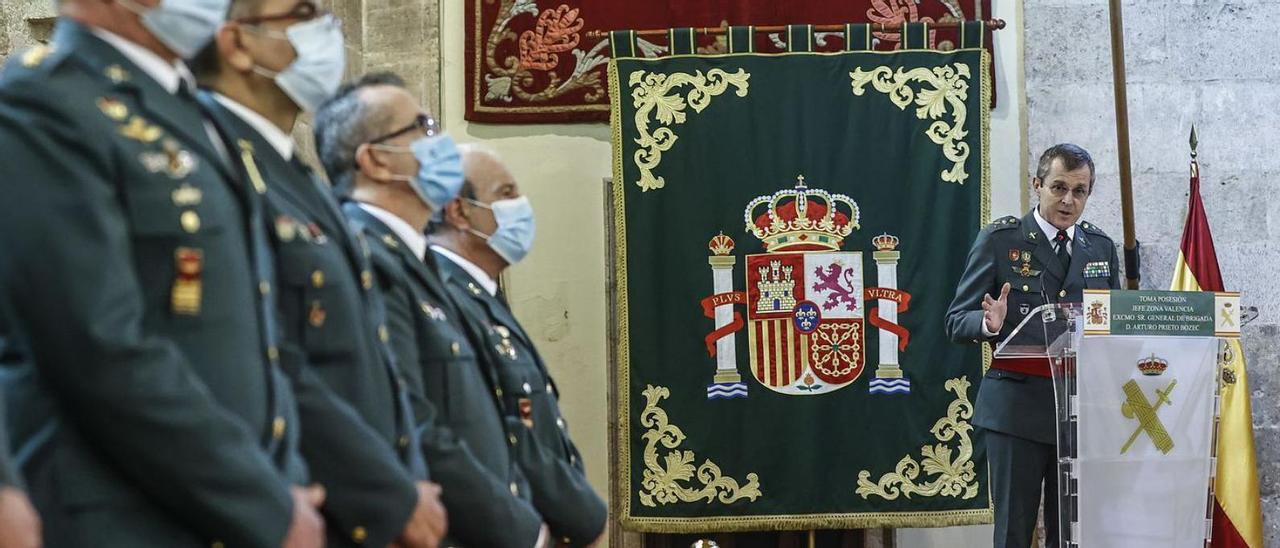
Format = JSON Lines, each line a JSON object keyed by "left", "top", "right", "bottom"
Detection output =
{"left": 994, "top": 289, "right": 1241, "bottom": 547}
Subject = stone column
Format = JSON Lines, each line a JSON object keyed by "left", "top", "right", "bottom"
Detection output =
{"left": 707, "top": 233, "right": 746, "bottom": 399}
{"left": 873, "top": 234, "right": 902, "bottom": 380}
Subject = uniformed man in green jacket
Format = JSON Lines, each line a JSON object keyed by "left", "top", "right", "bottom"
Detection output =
{"left": 945, "top": 144, "right": 1122, "bottom": 548}
{"left": 0, "top": 0, "right": 327, "bottom": 545}
{"left": 189, "top": 1, "right": 446, "bottom": 546}
{"left": 428, "top": 146, "right": 607, "bottom": 548}
{"left": 315, "top": 72, "right": 549, "bottom": 547}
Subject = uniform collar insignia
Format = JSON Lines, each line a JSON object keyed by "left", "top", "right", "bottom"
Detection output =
{"left": 104, "top": 64, "right": 129, "bottom": 83}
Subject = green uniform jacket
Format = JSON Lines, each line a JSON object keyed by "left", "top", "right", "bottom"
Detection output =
{"left": 343, "top": 203, "right": 544, "bottom": 547}
{"left": 945, "top": 210, "right": 1121, "bottom": 444}
{"left": 435, "top": 252, "right": 607, "bottom": 547}
{"left": 0, "top": 21, "right": 301, "bottom": 547}
{"left": 198, "top": 95, "right": 423, "bottom": 547}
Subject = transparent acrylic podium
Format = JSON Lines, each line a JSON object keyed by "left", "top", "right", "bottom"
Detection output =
{"left": 993, "top": 302, "right": 1221, "bottom": 548}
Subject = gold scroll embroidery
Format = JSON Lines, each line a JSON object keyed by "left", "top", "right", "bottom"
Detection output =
{"left": 850, "top": 63, "right": 972, "bottom": 185}
{"left": 638, "top": 384, "right": 762, "bottom": 507}
{"left": 855, "top": 377, "right": 979, "bottom": 500}
{"left": 629, "top": 68, "right": 750, "bottom": 191}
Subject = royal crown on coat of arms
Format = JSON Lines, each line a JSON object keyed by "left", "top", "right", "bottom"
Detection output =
{"left": 743, "top": 175, "right": 860, "bottom": 252}
{"left": 699, "top": 176, "right": 914, "bottom": 400}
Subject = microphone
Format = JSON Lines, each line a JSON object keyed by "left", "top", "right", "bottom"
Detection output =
{"left": 1039, "top": 269, "right": 1057, "bottom": 324}
{"left": 1040, "top": 269, "right": 1051, "bottom": 303}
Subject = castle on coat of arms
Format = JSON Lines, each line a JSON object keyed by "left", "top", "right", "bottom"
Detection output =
{"left": 755, "top": 261, "right": 797, "bottom": 314}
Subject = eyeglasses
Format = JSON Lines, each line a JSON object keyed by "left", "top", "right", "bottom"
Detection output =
{"left": 1047, "top": 183, "right": 1089, "bottom": 200}
{"left": 234, "top": 0, "right": 324, "bottom": 25}
{"left": 369, "top": 113, "right": 440, "bottom": 145}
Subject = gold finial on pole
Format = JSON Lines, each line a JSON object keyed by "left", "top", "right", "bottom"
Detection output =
{"left": 1189, "top": 125, "right": 1199, "bottom": 178}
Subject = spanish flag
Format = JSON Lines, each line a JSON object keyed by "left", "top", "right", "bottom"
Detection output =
{"left": 1170, "top": 155, "right": 1263, "bottom": 548}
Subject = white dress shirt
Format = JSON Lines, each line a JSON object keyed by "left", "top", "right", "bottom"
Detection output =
{"left": 432, "top": 245, "right": 498, "bottom": 296}
{"left": 91, "top": 27, "right": 192, "bottom": 94}
{"left": 212, "top": 93, "right": 295, "bottom": 160}
{"left": 1033, "top": 207, "right": 1075, "bottom": 255}
{"left": 91, "top": 28, "right": 229, "bottom": 161}
{"left": 359, "top": 203, "right": 427, "bottom": 260}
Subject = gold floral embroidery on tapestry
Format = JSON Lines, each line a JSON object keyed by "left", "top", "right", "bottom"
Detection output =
{"left": 638, "top": 385, "right": 762, "bottom": 507}
{"left": 629, "top": 68, "right": 750, "bottom": 191}
{"left": 850, "top": 63, "right": 971, "bottom": 185}
{"left": 855, "top": 377, "right": 979, "bottom": 500}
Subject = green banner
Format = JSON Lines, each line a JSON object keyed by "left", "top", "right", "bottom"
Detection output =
{"left": 609, "top": 47, "right": 993, "bottom": 531}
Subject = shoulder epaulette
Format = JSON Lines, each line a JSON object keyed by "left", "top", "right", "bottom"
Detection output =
{"left": 3, "top": 43, "right": 69, "bottom": 77}
{"left": 21, "top": 44, "right": 55, "bottom": 68}
{"left": 984, "top": 216, "right": 1020, "bottom": 232}
{"left": 1078, "top": 220, "right": 1111, "bottom": 240}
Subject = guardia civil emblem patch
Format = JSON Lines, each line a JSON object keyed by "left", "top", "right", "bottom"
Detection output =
{"left": 1120, "top": 365, "right": 1176, "bottom": 456}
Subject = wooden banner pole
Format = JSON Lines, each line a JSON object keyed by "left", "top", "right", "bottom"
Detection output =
{"left": 1108, "top": 0, "right": 1141, "bottom": 289}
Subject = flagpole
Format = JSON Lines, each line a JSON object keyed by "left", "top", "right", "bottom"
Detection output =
{"left": 1108, "top": 0, "right": 1140, "bottom": 289}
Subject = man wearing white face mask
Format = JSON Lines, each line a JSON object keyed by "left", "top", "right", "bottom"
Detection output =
{"left": 0, "top": 0, "right": 327, "bottom": 546}
{"left": 317, "top": 73, "right": 551, "bottom": 548}
{"left": 428, "top": 146, "right": 608, "bottom": 548}
{"left": 191, "top": 2, "right": 447, "bottom": 547}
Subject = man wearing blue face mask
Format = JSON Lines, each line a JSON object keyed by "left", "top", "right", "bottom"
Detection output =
{"left": 427, "top": 146, "right": 608, "bottom": 548}
{"left": 0, "top": 0, "right": 326, "bottom": 546}
{"left": 316, "top": 73, "right": 550, "bottom": 548}
{"left": 190, "top": 2, "right": 447, "bottom": 547}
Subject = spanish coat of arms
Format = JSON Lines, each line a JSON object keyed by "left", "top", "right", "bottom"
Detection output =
{"left": 700, "top": 176, "right": 913, "bottom": 399}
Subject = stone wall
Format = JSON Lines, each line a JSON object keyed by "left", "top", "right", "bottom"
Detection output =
{"left": 0, "top": 0, "right": 56, "bottom": 62}
{"left": 1024, "top": 0, "right": 1279, "bottom": 545}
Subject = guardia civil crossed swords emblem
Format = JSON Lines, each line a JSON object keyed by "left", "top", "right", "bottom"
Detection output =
{"left": 1121, "top": 353, "right": 1177, "bottom": 455}
{"left": 699, "top": 176, "right": 914, "bottom": 400}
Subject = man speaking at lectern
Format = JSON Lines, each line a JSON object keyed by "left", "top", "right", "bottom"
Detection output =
{"left": 946, "top": 144, "right": 1122, "bottom": 548}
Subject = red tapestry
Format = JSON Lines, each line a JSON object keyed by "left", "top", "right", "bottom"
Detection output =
{"left": 465, "top": 0, "right": 994, "bottom": 124}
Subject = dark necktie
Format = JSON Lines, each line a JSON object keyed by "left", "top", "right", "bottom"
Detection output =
{"left": 1054, "top": 229, "right": 1071, "bottom": 270}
